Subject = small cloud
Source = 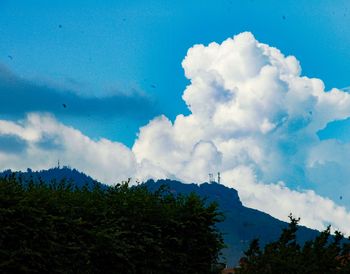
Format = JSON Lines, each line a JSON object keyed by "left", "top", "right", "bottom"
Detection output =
{"left": 341, "top": 86, "right": 350, "bottom": 92}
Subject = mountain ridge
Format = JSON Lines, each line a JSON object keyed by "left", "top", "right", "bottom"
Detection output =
{"left": 0, "top": 166, "right": 108, "bottom": 190}
{"left": 0, "top": 167, "right": 319, "bottom": 266}
{"left": 143, "top": 179, "right": 319, "bottom": 266}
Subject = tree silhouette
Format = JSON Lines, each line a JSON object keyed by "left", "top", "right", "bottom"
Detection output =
{"left": 235, "top": 214, "right": 350, "bottom": 273}
{"left": 0, "top": 174, "right": 224, "bottom": 273}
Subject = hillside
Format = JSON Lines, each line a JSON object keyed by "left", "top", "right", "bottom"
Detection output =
{"left": 0, "top": 168, "right": 319, "bottom": 266}
{"left": 144, "top": 179, "right": 319, "bottom": 266}
{"left": 0, "top": 174, "right": 223, "bottom": 273}
{"left": 0, "top": 167, "right": 107, "bottom": 190}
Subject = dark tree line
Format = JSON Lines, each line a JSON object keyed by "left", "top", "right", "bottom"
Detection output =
{"left": 0, "top": 175, "right": 224, "bottom": 274}
{"left": 235, "top": 215, "right": 350, "bottom": 273}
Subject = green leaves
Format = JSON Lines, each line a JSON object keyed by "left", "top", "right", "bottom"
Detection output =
{"left": 0, "top": 177, "right": 224, "bottom": 273}
{"left": 236, "top": 215, "right": 350, "bottom": 273}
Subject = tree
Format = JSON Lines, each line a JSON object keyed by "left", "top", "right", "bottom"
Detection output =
{"left": 235, "top": 214, "right": 350, "bottom": 273}
{"left": 0, "top": 175, "right": 224, "bottom": 273}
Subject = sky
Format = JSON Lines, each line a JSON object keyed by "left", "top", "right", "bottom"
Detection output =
{"left": 1, "top": 0, "right": 350, "bottom": 233}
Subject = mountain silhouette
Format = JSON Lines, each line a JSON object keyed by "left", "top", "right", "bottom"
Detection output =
{"left": 0, "top": 168, "right": 319, "bottom": 266}
{"left": 144, "top": 179, "right": 319, "bottom": 266}
{"left": 0, "top": 166, "right": 108, "bottom": 190}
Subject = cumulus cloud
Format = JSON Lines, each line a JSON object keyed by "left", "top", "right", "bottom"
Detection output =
{"left": 1, "top": 32, "right": 350, "bottom": 234}
{"left": 133, "top": 32, "right": 350, "bottom": 233}
{"left": 221, "top": 166, "right": 350, "bottom": 234}
{"left": 0, "top": 113, "right": 136, "bottom": 184}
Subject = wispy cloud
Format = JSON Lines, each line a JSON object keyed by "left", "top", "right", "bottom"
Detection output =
{"left": 0, "top": 64, "right": 157, "bottom": 119}
{"left": 341, "top": 86, "right": 350, "bottom": 92}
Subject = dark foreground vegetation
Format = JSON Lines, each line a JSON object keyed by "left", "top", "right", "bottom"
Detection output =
{"left": 0, "top": 168, "right": 321, "bottom": 266}
{"left": 0, "top": 175, "right": 224, "bottom": 273}
{"left": 235, "top": 215, "right": 350, "bottom": 273}
{"left": 2, "top": 172, "right": 350, "bottom": 274}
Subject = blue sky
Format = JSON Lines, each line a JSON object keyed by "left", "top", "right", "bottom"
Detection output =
{"left": 1, "top": 0, "right": 350, "bottom": 145}
{"left": 1, "top": 0, "right": 350, "bottom": 231}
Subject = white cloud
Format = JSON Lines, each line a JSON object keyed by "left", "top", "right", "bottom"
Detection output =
{"left": 341, "top": 86, "right": 350, "bottom": 93}
{"left": 221, "top": 166, "right": 350, "bottom": 234}
{"left": 133, "top": 32, "right": 350, "bottom": 233}
{"left": 0, "top": 113, "right": 136, "bottom": 184}
{"left": 2, "top": 32, "right": 350, "bottom": 234}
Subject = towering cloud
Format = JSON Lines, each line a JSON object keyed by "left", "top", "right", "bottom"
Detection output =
{"left": 1, "top": 32, "right": 350, "bottom": 233}
{"left": 133, "top": 32, "right": 350, "bottom": 233}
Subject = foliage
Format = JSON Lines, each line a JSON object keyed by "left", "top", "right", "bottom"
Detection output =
{"left": 235, "top": 214, "right": 350, "bottom": 273}
{"left": 0, "top": 175, "right": 224, "bottom": 274}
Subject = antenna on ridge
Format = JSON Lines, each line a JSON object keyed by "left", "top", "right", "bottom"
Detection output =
{"left": 217, "top": 172, "right": 221, "bottom": 184}
{"left": 57, "top": 160, "right": 60, "bottom": 169}
{"left": 209, "top": 173, "right": 214, "bottom": 183}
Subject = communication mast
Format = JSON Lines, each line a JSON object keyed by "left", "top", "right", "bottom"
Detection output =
{"left": 217, "top": 172, "right": 221, "bottom": 184}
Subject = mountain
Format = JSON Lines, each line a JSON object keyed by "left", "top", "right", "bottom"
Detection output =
{"left": 143, "top": 179, "right": 319, "bottom": 266}
{"left": 0, "top": 166, "right": 108, "bottom": 190}
{"left": 0, "top": 168, "right": 319, "bottom": 266}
